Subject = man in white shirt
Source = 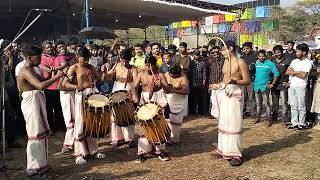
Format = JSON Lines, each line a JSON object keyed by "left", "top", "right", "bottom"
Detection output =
{"left": 286, "top": 43, "right": 312, "bottom": 131}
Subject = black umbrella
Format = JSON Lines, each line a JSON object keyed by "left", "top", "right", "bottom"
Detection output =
{"left": 79, "top": 26, "right": 117, "bottom": 39}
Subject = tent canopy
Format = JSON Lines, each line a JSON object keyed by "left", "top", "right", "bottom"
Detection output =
{"left": 68, "top": 0, "right": 239, "bottom": 29}
{"left": 0, "top": 0, "right": 239, "bottom": 40}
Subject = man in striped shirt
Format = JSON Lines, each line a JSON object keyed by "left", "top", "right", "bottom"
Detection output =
{"left": 253, "top": 50, "right": 279, "bottom": 127}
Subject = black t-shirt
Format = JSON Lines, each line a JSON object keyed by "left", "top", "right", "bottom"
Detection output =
{"left": 284, "top": 50, "right": 297, "bottom": 61}
{"left": 241, "top": 52, "right": 257, "bottom": 81}
{"left": 272, "top": 57, "right": 292, "bottom": 90}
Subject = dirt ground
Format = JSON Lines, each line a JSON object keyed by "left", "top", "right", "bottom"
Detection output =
{"left": 2, "top": 116, "right": 320, "bottom": 180}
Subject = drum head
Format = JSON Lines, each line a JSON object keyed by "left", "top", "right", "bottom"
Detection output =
{"left": 137, "top": 103, "right": 159, "bottom": 121}
{"left": 110, "top": 91, "right": 128, "bottom": 103}
{"left": 87, "top": 94, "right": 110, "bottom": 107}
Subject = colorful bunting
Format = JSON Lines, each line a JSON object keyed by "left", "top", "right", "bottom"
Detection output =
{"left": 241, "top": 8, "right": 255, "bottom": 20}
{"left": 181, "top": 20, "right": 192, "bottom": 28}
{"left": 255, "top": 6, "right": 271, "bottom": 18}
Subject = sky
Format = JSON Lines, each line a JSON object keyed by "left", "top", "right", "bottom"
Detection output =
{"left": 207, "top": 0, "right": 297, "bottom": 7}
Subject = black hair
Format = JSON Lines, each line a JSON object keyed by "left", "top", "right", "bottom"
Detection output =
{"left": 242, "top": 42, "right": 253, "bottom": 49}
{"left": 55, "top": 40, "right": 65, "bottom": 47}
{"left": 145, "top": 56, "right": 157, "bottom": 66}
{"left": 168, "top": 44, "right": 177, "bottom": 50}
{"left": 287, "top": 41, "right": 295, "bottom": 45}
{"left": 258, "top": 49, "right": 266, "bottom": 56}
{"left": 68, "top": 40, "right": 77, "bottom": 46}
{"left": 120, "top": 48, "right": 132, "bottom": 61}
{"left": 169, "top": 64, "right": 182, "bottom": 76}
{"left": 179, "top": 42, "right": 187, "bottom": 48}
{"left": 212, "top": 46, "right": 221, "bottom": 50}
{"left": 77, "top": 47, "right": 91, "bottom": 59}
{"left": 91, "top": 44, "right": 99, "bottom": 50}
{"left": 134, "top": 43, "right": 143, "bottom": 48}
{"left": 42, "top": 40, "right": 52, "bottom": 49}
{"left": 151, "top": 42, "right": 161, "bottom": 49}
{"left": 296, "top": 43, "right": 309, "bottom": 54}
{"left": 23, "top": 44, "right": 42, "bottom": 57}
{"left": 226, "top": 40, "right": 236, "bottom": 52}
{"left": 273, "top": 45, "right": 284, "bottom": 53}
{"left": 267, "top": 51, "right": 273, "bottom": 56}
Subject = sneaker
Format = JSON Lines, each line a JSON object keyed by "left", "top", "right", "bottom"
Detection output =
{"left": 134, "top": 154, "right": 146, "bottom": 164}
{"left": 158, "top": 152, "right": 170, "bottom": 161}
{"left": 287, "top": 125, "right": 298, "bottom": 130}
{"left": 295, "top": 126, "right": 304, "bottom": 131}
{"left": 61, "top": 147, "right": 73, "bottom": 154}
{"left": 75, "top": 156, "right": 87, "bottom": 165}
{"left": 128, "top": 141, "right": 137, "bottom": 148}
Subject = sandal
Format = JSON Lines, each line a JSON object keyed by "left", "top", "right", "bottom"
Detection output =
{"left": 96, "top": 152, "right": 106, "bottom": 159}
{"left": 76, "top": 156, "right": 87, "bottom": 165}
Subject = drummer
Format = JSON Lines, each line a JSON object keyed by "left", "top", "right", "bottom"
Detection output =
{"left": 107, "top": 48, "right": 138, "bottom": 147}
{"left": 62, "top": 47, "right": 108, "bottom": 165}
{"left": 164, "top": 64, "right": 189, "bottom": 145}
{"left": 131, "top": 56, "right": 171, "bottom": 163}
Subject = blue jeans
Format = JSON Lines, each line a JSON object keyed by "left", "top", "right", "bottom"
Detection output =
{"left": 255, "top": 89, "right": 271, "bottom": 120}
{"left": 288, "top": 86, "right": 306, "bottom": 126}
{"left": 271, "top": 88, "right": 289, "bottom": 122}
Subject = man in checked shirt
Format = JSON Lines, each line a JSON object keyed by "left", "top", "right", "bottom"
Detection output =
{"left": 208, "top": 47, "right": 224, "bottom": 119}
{"left": 189, "top": 49, "right": 207, "bottom": 117}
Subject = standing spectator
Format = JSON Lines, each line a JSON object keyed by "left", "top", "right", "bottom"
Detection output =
{"left": 0, "top": 41, "right": 20, "bottom": 147}
{"left": 151, "top": 43, "right": 163, "bottom": 67}
{"left": 160, "top": 52, "right": 171, "bottom": 74}
{"left": 168, "top": 44, "right": 177, "bottom": 60}
{"left": 284, "top": 41, "right": 297, "bottom": 61}
{"left": 89, "top": 44, "right": 103, "bottom": 70}
{"left": 130, "top": 43, "right": 145, "bottom": 74}
{"left": 286, "top": 43, "right": 312, "bottom": 130}
{"left": 172, "top": 42, "right": 191, "bottom": 74}
{"left": 208, "top": 47, "right": 224, "bottom": 119}
{"left": 311, "top": 53, "right": 320, "bottom": 129}
{"left": 253, "top": 50, "right": 279, "bottom": 127}
{"left": 189, "top": 49, "right": 207, "bottom": 116}
{"left": 40, "top": 40, "right": 65, "bottom": 132}
{"left": 271, "top": 45, "right": 291, "bottom": 123}
{"left": 241, "top": 42, "right": 257, "bottom": 118}
{"left": 143, "top": 42, "right": 152, "bottom": 59}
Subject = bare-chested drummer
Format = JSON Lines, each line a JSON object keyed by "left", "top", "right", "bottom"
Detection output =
{"left": 107, "top": 48, "right": 138, "bottom": 147}
{"left": 62, "top": 47, "right": 107, "bottom": 165}
{"left": 131, "top": 55, "right": 171, "bottom": 163}
{"left": 164, "top": 64, "right": 190, "bottom": 145}
{"left": 17, "top": 45, "right": 64, "bottom": 178}
{"left": 211, "top": 41, "right": 250, "bottom": 166}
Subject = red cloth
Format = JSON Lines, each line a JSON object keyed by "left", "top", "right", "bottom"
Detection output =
{"left": 40, "top": 55, "right": 66, "bottom": 90}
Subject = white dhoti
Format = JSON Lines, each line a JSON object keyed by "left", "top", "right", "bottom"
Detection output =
{"left": 110, "top": 81, "right": 135, "bottom": 144}
{"left": 60, "top": 91, "right": 75, "bottom": 148}
{"left": 74, "top": 88, "right": 99, "bottom": 157}
{"left": 166, "top": 93, "right": 187, "bottom": 142}
{"left": 21, "top": 90, "right": 51, "bottom": 176}
{"left": 210, "top": 89, "right": 224, "bottom": 118}
{"left": 216, "top": 84, "right": 244, "bottom": 159}
{"left": 138, "top": 89, "right": 167, "bottom": 155}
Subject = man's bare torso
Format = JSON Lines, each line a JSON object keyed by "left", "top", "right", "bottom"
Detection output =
{"left": 115, "top": 64, "right": 134, "bottom": 83}
{"left": 222, "top": 58, "right": 243, "bottom": 81}
{"left": 18, "top": 67, "right": 41, "bottom": 92}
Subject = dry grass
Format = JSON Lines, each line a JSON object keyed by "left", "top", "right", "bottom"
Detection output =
{"left": 2, "top": 116, "right": 320, "bottom": 180}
